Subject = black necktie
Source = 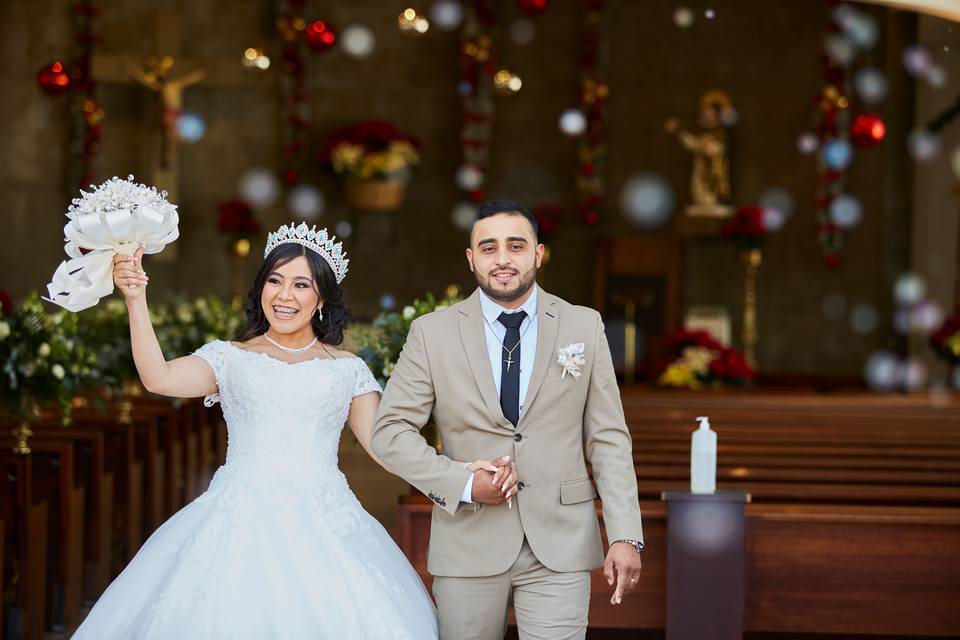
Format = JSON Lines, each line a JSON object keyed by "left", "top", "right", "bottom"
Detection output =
{"left": 498, "top": 310, "right": 527, "bottom": 426}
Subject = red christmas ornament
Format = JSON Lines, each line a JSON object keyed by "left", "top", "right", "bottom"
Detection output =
{"left": 518, "top": 0, "right": 549, "bottom": 16}
{"left": 37, "top": 61, "right": 71, "bottom": 95}
{"left": 850, "top": 113, "right": 885, "bottom": 148}
{"left": 305, "top": 20, "right": 336, "bottom": 52}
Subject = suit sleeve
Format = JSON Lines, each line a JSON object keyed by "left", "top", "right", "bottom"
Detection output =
{"left": 583, "top": 312, "right": 644, "bottom": 546}
{"left": 371, "top": 317, "right": 472, "bottom": 516}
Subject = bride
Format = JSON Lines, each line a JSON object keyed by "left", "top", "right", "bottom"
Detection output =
{"left": 72, "top": 223, "right": 517, "bottom": 639}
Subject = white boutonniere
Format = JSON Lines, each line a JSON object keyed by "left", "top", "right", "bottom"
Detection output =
{"left": 557, "top": 342, "right": 586, "bottom": 379}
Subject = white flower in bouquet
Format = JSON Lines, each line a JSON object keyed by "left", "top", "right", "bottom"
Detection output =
{"left": 402, "top": 306, "right": 416, "bottom": 320}
{"left": 52, "top": 364, "right": 65, "bottom": 380}
{"left": 0, "top": 321, "right": 10, "bottom": 339}
{"left": 45, "top": 175, "right": 179, "bottom": 312}
{"left": 38, "top": 342, "right": 51, "bottom": 358}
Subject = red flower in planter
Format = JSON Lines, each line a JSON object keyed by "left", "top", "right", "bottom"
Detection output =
{"left": 319, "top": 119, "right": 421, "bottom": 162}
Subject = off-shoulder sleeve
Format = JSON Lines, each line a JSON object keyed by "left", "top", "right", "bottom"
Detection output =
{"left": 354, "top": 358, "right": 383, "bottom": 397}
{"left": 193, "top": 341, "right": 226, "bottom": 406}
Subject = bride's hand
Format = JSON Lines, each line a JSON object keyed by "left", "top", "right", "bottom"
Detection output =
{"left": 464, "top": 458, "right": 519, "bottom": 504}
{"left": 113, "top": 247, "right": 148, "bottom": 301}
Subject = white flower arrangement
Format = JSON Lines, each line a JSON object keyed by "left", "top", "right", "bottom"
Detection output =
{"left": 46, "top": 175, "right": 180, "bottom": 312}
{"left": 557, "top": 342, "right": 587, "bottom": 379}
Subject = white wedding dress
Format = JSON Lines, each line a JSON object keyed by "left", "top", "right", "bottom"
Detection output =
{"left": 73, "top": 340, "right": 438, "bottom": 639}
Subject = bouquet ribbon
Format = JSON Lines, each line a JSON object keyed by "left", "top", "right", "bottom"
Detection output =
{"left": 45, "top": 206, "right": 179, "bottom": 312}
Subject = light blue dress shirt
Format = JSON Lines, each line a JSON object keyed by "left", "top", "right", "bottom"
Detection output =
{"left": 461, "top": 285, "right": 539, "bottom": 503}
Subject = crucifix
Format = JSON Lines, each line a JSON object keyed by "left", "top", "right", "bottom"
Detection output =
{"left": 91, "top": 10, "right": 265, "bottom": 240}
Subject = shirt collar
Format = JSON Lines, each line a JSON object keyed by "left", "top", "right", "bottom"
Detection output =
{"left": 478, "top": 284, "right": 539, "bottom": 326}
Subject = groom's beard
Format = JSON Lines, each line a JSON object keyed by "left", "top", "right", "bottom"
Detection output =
{"left": 476, "top": 264, "right": 537, "bottom": 304}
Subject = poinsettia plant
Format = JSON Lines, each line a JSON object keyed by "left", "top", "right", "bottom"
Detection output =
{"left": 657, "top": 328, "right": 754, "bottom": 389}
{"left": 722, "top": 204, "right": 767, "bottom": 248}
{"left": 320, "top": 120, "right": 420, "bottom": 181}
{"left": 217, "top": 199, "right": 261, "bottom": 236}
{"left": 930, "top": 309, "right": 960, "bottom": 364}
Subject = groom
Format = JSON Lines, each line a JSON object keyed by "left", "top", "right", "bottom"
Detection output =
{"left": 372, "top": 198, "right": 643, "bottom": 639}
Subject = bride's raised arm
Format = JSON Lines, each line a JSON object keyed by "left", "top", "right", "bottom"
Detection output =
{"left": 113, "top": 247, "right": 218, "bottom": 399}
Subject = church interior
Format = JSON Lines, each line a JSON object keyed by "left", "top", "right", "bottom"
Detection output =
{"left": 1, "top": 0, "right": 959, "bottom": 638}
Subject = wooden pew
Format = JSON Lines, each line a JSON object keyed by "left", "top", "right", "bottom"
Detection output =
{"left": 0, "top": 452, "right": 49, "bottom": 640}
{"left": 0, "top": 436, "right": 85, "bottom": 631}
{"left": 394, "top": 496, "right": 960, "bottom": 636}
{"left": 23, "top": 425, "right": 114, "bottom": 600}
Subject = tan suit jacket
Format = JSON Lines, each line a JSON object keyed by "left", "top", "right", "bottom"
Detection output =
{"left": 371, "top": 288, "right": 643, "bottom": 577}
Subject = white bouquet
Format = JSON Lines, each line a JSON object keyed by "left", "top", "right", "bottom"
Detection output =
{"left": 45, "top": 175, "right": 179, "bottom": 312}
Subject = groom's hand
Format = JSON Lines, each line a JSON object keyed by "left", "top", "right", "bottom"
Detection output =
{"left": 470, "top": 456, "right": 516, "bottom": 505}
{"left": 604, "top": 542, "right": 643, "bottom": 605}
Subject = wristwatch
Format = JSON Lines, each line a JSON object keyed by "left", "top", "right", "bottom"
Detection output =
{"left": 618, "top": 539, "right": 644, "bottom": 554}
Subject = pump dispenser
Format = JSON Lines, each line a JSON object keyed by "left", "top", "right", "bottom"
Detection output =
{"left": 691, "top": 416, "right": 717, "bottom": 494}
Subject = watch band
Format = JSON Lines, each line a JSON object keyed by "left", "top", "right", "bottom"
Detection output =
{"left": 618, "top": 538, "right": 644, "bottom": 554}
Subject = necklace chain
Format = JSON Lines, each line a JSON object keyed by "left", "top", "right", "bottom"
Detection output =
{"left": 263, "top": 333, "right": 318, "bottom": 355}
{"left": 482, "top": 313, "right": 532, "bottom": 372}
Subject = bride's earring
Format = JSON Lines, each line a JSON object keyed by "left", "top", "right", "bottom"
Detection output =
{"left": 316, "top": 305, "right": 323, "bottom": 322}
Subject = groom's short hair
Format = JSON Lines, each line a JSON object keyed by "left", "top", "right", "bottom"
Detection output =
{"left": 474, "top": 198, "right": 539, "bottom": 241}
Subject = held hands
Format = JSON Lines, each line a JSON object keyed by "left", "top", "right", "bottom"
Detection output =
{"left": 603, "top": 541, "right": 643, "bottom": 605}
{"left": 113, "top": 247, "right": 148, "bottom": 301}
{"left": 467, "top": 456, "right": 518, "bottom": 507}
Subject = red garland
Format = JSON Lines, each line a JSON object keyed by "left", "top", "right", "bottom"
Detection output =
{"left": 276, "top": 0, "right": 315, "bottom": 186}
{"left": 576, "top": 0, "right": 608, "bottom": 225}
{"left": 69, "top": 0, "right": 102, "bottom": 189}
{"left": 456, "top": 1, "right": 497, "bottom": 203}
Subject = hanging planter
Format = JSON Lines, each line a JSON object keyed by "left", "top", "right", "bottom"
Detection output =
{"left": 320, "top": 120, "right": 420, "bottom": 212}
{"left": 343, "top": 177, "right": 407, "bottom": 211}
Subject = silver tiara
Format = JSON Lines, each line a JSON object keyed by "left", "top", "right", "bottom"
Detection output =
{"left": 264, "top": 222, "right": 349, "bottom": 283}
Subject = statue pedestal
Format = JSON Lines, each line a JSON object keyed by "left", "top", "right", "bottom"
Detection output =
{"left": 662, "top": 490, "right": 749, "bottom": 640}
{"left": 685, "top": 203, "right": 733, "bottom": 218}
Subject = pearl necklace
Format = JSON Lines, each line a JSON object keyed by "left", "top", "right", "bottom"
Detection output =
{"left": 263, "top": 333, "right": 318, "bottom": 355}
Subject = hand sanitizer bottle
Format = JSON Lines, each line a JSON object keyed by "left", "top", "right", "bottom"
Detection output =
{"left": 691, "top": 416, "right": 717, "bottom": 494}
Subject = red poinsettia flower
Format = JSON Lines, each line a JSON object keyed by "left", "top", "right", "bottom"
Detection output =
{"left": 0, "top": 288, "right": 14, "bottom": 316}
{"left": 318, "top": 119, "right": 421, "bottom": 162}
{"left": 532, "top": 204, "right": 563, "bottom": 239}
{"left": 930, "top": 309, "right": 960, "bottom": 363}
{"left": 217, "top": 199, "right": 260, "bottom": 235}
{"left": 709, "top": 347, "right": 756, "bottom": 383}
{"left": 661, "top": 329, "right": 724, "bottom": 356}
{"left": 722, "top": 205, "right": 767, "bottom": 241}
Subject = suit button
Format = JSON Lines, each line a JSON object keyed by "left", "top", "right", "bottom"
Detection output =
{"left": 518, "top": 481, "right": 526, "bottom": 490}
{"left": 514, "top": 433, "right": 523, "bottom": 442}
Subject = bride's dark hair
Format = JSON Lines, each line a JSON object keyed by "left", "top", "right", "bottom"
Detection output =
{"left": 241, "top": 242, "right": 351, "bottom": 345}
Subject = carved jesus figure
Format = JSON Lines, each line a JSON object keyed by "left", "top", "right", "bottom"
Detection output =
{"left": 126, "top": 56, "right": 207, "bottom": 168}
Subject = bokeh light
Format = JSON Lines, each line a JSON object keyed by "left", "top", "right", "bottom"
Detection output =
{"left": 239, "top": 168, "right": 280, "bottom": 209}
{"left": 829, "top": 194, "right": 863, "bottom": 229}
{"left": 621, "top": 174, "right": 675, "bottom": 229}
{"left": 341, "top": 24, "right": 375, "bottom": 58}
{"left": 288, "top": 184, "right": 325, "bottom": 220}
{"left": 558, "top": 108, "right": 587, "bottom": 136}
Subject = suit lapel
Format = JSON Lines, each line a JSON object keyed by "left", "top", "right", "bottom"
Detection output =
{"left": 518, "top": 291, "right": 559, "bottom": 429}
{"left": 458, "top": 290, "right": 513, "bottom": 430}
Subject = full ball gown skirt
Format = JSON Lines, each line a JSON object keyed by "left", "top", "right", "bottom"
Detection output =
{"left": 72, "top": 341, "right": 438, "bottom": 639}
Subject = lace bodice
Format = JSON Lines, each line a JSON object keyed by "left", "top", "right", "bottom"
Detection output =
{"left": 193, "top": 340, "right": 381, "bottom": 489}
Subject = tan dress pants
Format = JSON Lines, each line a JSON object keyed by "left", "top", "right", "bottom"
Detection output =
{"left": 432, "top": 539, "right": 591, "bottom": 640}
